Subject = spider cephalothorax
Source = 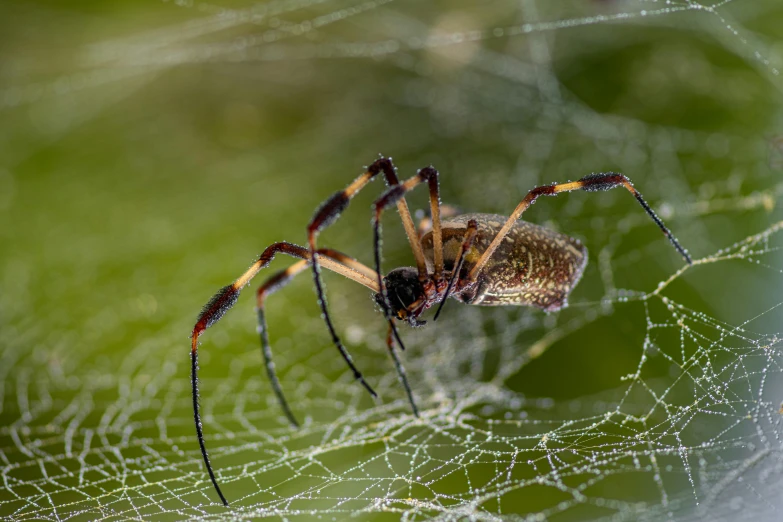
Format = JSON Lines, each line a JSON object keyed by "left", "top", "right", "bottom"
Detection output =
{"left": 190, "top": 156, "right": 692, "bottom": 505}
{"left": 375, "top": 267, "right": 428, "bottom": 326}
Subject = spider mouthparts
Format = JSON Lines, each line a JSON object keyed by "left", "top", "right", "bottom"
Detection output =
{"left": 408, "top": 317, "right": 426, "bottom": 327}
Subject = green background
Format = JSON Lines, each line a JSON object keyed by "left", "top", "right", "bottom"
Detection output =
{"left": 2, "top": 0, "right": 783, "bottom": 520}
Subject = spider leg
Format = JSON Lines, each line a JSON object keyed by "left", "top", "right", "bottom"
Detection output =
{"left": 417, "top": 204, "right": 461, "bottom": 238}
{"left": 371, "top": 166, "right": 445, "bottom": 363}
{"left": 191, "top": 241, "right": 379, "bottom": 506}
{"left": 433, "top": 219, "right": 478, "bottom": 321}
{"left": 307, "top": 157, "right": 427, "bottom": 275}
{"left": 372, "top": 164, "right": 445, "bottom": 301}
{"left": 386, "top": 323, "right": 419, "bottom": 417}
{"left": 256, "top": 248, "right": 381, "bottom": 428}
{"left": 305, "top": 157, "right": 427, "bottom": 394}
{"left": 256, "top": 259, "right": 309, "bottom": 429}
{"left": 467, "top": 172, "right": 692, "bottom": 282}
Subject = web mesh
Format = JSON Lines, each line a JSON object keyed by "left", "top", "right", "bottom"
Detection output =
{"left": 2, "top": 0, "right": 783, "bottom": 520}
{"left": 3, "top": 225, "right": 783, "bottom": 520}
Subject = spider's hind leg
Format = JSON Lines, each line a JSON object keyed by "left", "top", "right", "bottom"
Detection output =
{"left": 467, "top": 172, "right": 692, "bottom": 282}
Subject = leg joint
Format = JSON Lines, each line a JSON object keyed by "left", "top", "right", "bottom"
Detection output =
{"left": 416, "top": 166, "right": 439, "bottom": 181}
{"left": 368, "top": 157, "right": 401, "bottom": 186}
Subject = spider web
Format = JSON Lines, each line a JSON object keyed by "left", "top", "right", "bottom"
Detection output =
{"left": 2, "top": 0, "right": 783, "bottom": 520}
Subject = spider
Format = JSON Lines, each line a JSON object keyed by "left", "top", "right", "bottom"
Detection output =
{"left": 190, "top": 156, "right": 692, "bottom": 505}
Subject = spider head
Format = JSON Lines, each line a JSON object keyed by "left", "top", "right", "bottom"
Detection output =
{"left": 375, "top": 267, "right": 427, "bottom": 326}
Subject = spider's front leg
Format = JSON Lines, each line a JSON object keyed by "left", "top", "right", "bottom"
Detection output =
{"left": 303, "top": 157, "right": 426, "bottom": 398}
{"left": 191, "top": 242, "right": 379, "bottom": 506}
{"left": 191, "top": 241, "right": 305, "bottom": 508}
{"left": 255, "top": 248, "right": 380, "bottom": 428}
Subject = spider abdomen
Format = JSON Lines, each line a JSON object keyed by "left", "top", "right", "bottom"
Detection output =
{"left": 421, "top": 213, "right": 587, "bottom": 312}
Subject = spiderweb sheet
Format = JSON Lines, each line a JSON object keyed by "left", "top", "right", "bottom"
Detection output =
{"left": 2, "top": 0, "right": 783, "bottom": 520}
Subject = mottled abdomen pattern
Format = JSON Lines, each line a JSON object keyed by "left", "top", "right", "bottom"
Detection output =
{"left": 421, "top": 213, "right": 587, "bottom": 312}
